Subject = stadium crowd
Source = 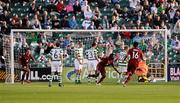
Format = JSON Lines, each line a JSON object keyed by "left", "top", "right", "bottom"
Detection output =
{"left": 0, "top": 0, "right": 180, "bottom": 68}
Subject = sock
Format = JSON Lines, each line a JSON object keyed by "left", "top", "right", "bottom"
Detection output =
{"left": 26, "top": 72, "right": 29, "bottom": 80}
{"left": 21, "top": 72, "right": 25, "bottom": 81}
{"left": 77, "top": 74, "right": 81, "bottom": 83}
{"left": 58, "top": 73, "right": 62, "bottom": 84}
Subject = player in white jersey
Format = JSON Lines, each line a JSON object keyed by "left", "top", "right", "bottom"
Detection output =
{"left": 85, "top": 42, "right": 99, "bottom": 83}
{"left": 74, "top": 42, "right": 84, "bottom": 84}
{"left": 48, "top": 43, "right": 64, "bottom": 87}
{"left": 116, "top": 45, "right": 129, "bottom": 83}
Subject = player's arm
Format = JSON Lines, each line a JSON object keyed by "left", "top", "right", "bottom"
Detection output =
{"left": 60, "top": 52, "right": 64, "bottom": 66}
{"left": 30, "top": 53, "right": 36, "bottom": 63}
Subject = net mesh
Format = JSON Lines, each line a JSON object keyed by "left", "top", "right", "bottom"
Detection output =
{"left": 5, "top": 30, "right": 167, "bottom": 83}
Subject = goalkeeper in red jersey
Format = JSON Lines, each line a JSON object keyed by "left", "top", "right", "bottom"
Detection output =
{"left": 19, "top": 48, "right": 35, "bottom": 84}
{"left": 88, "top": 53, "right": 120, "bottom": 85}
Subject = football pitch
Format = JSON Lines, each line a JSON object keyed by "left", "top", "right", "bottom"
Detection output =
{"left": 0, "top": 82, "right": 180, "bottom": 103}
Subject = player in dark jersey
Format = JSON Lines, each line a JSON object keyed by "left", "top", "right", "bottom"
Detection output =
{"left": 122, "top": 42, "right": 145, "bottom": 86}
{"left": 88, "top": 53, "right": 120, "bottom": 85}
{"left": 19, "top": 48, "right": 35, "bottom": 84}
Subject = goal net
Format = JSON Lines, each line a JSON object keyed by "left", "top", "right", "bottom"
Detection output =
{"left": 5, "top": 29, "right": 167, "bottom": 84}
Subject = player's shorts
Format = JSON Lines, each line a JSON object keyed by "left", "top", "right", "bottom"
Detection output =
{"left": 87, "top": 60, "right": 98, "bottom": 71}
{"left": 127, "top": 60, "right": 139, "bottom": 75}
{"left": 51, "top": 61, "right": 62, "bottom": 73}
{"left": 74, "top": 59, "right": 83, "bottom": 70}
{"left": 118, "top": 63, "right": 127, "bottom": 73}
{"left": 96, "top": 64, "right": 106, "bottom": 75}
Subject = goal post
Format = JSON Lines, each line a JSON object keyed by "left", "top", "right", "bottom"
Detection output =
{"left": 6, "top": 29, "right": 168, "bottom": 84}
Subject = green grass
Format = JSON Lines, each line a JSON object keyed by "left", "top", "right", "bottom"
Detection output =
{"left": 0, "top": 82, "right": 180, "bottom": 103}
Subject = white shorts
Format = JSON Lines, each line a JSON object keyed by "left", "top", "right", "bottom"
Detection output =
{"left": 51, "top": 61, "right": 63, "bottom": 73}
{"left": 87, "top": 60, "right": 98, "bottom": 71}
{"left": 74, "top": 59, "right": 83, "bottom": 70}
{"left": 118, "top": 63, "right": 127, "bottom": 73}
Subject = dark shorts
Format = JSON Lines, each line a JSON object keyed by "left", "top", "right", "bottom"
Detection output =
{"left": 96, "top": 64, "right": 106, "bottom": 76}
{"left": 127, "top": 60, "right": 139, "bottom": 74}
{"left": 21, "top": 64, "right": 30, "bottom": 71}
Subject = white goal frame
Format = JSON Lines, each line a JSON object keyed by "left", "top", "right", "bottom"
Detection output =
{"left": 8, "top": 29, "right": 168, "bottom": 84}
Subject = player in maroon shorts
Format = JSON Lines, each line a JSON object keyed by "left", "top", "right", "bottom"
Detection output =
{"left": 88, "top": 54, "right": 120, "bottom": 85}
{"left": 19, "top": 48, "right": 35, "bottom": 84}
{"left": 122, "top": 41, "right": 145, "bottom": 86}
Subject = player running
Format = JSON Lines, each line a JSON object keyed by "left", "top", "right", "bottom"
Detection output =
{"left": 85, "top": 42, "right": 99, "bottom": 83}
{"left": 88, "top": 53, "right": 121, "bottom": 85}
{"left": 122, "top": 41, "right": 145, "bottom": 87}
{"left": 48, "top": 43, "right": 64, "bottom": 87}
{"left": 19, "top": 48, "right": 35, "bottom": 84}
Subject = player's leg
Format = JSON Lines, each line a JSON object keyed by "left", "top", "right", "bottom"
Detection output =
{"left": 25, "top": 66, "right": 31, "bottom": 83}
{"left": 123, "top": 64, "right": 136, "bottom": 86}
{"left": 58, "top": 71, "right": 63, "bottom": 87}
{"left": 49, "top": 61, "right": 55, "bottom": 87}
{"left": 118, "top": 66, "right": 127, "bottom": 83}
{"left": 21, "top": 66, "right": 28, "bottom": 84}
{"left": 96, "top": 67, "right": 106, "bottom": 85}
{"left": 93, "top": 60, "right": 98, "bottom": 82}
{"left": 74, "top": 59, "right": 81, "bottom": 84}
{"left": 87, "top": 61, "right": 93, "bottom": 83}
{"left": 58, "top": 62, "right": 63, "bottom": 87}
{"left": 75, "top": 69, "right": 82, "bottom": 84}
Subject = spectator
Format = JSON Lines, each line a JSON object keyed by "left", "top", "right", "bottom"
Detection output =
{"left": 168, "top": 8, "right": 176, "bottom": 23}
{"left": 173, "top": 11, "right": 180, "bottom": 24}
{"left": 63, "top": 34, "right": 72, "bottom": 48}
{"left": 32, "top": 19, "right": 42, "bottom": 29}
{"left": 29, "top": 3, "right": 36, "bottom": 14}
{"left": 92, "top": 16, "right": 100, "bottom": 29}
{"left": 111, "top": 0, "right": 119, "bottom": 4}
{"left": 151, "top": 3, "right": 157, "bottom": 14}
{"left": 73, "top": 0, "right": 81, "bottom": 15}
{"left": 129, "top": 0, "right": 140, "bottom": 10}
{"left": 69, "top": 15, "right": 77, "bottom": 29}
{"left": 37, "top": 5, "right": 43, "bottom": 14}
{"left": 60, "top": 16, "right": 69, "bottom": 28}
{"left": 93, "top": 7, "right": 101, "bottom": 19}
{"left": 1, "top": 21, "right": 10, "bottom": 34}
{"left": 160, "top": 10, "right": 168, "bottom": 23}
{"left": 22, "top": 15, "right": 31, "bottom": 29}
{"left": 97, "top": 0, "right": 108, "bottom": 8}
{"left": 102, "top": 15, "right": 110, "bottom": 29}
{"left": 56, "top": 0, "right": 65, "bottom": 13}
{"left": 0, "top": 10, "right": 10, "bottom": 24}
{"left": 52, "top": 15, "right": 60, "bottom": 29}
{"left": 88, "top": 21, "right": 96, "bottom": 29}
{"left": 172, "top": 41, "right": 180, "bottom": 51}
{"left": 139, "top": 39, "right": 148, "bottom": 53}
{"left": 81, "top": 0, "right": 90, "bottom": 12}
{"left": 84, "top": 6, "right": 93, "bottom": 19}
{"left": 82, "top": 17, "right": 91, "bottom": 29}
{"left": 59, "top": 7, "right": 68, "bottom": 18}
{"left": 41, "top": 11, "right": 51, "bottom": 29}
{"left": 66, "top": 3, "right": 74, "bottom": 13}
{"left": 173, "top": 20, "right": 180, "bottom": 35}
{"left": 158, "top": 4, "right": 165, "bottom": 15}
